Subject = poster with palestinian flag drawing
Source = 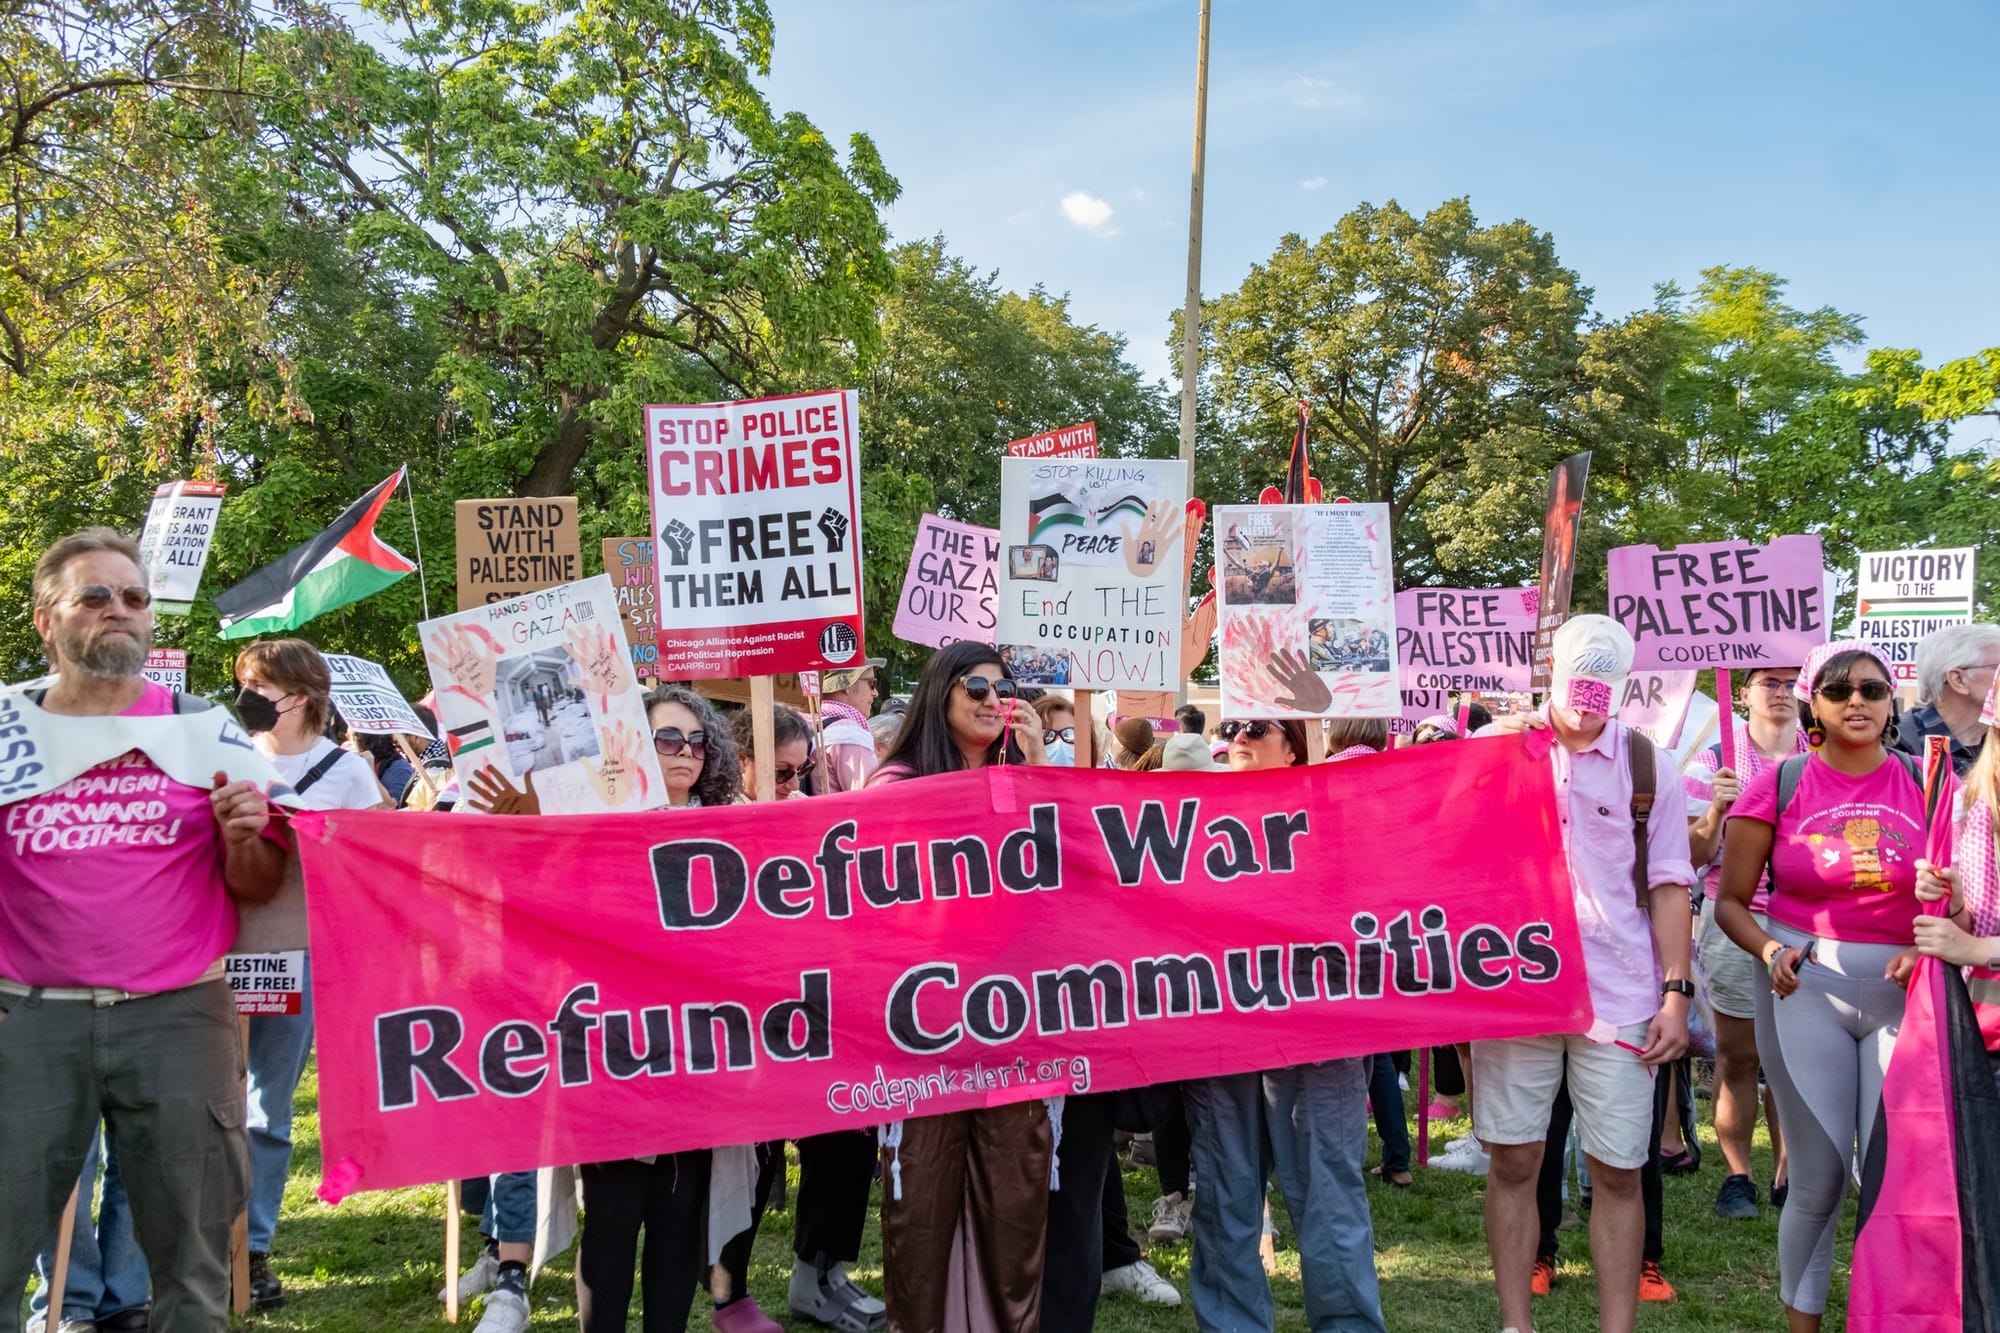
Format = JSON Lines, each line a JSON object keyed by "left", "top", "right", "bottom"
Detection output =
{"left": 994, "top": 456, "right": 1188, "bottom": 690}
{"left": 213, "top": 469, "right": 415, "bottom": 640}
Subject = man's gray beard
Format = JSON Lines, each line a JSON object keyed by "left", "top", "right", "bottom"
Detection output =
{"left": 64, "top": 627, "right": 149, "bottom": 679}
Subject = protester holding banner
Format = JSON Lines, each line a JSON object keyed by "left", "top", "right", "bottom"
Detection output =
{"left": 866, "top": 641, "right": 1050, "bottom": 1333}
{"left": 1474, "top": 615, "right": 1694, "bottom": 1333}
{"left": 1911, "top": 673, "right": 2000, "bottom": 1084}
{"left": 1684, "top": 664, "right": 1807, "bottom": 1219}
{"left": 1892, "top": 622, "right": 2000, "bottom": 778}
{"left": 232, "top": 638, "right": 390, "bottom": 1309}
{"left": 1, "top": 528, "right": 291, "bottom": 1333}
{"left": 1716, "top": 641, "right": 1926, "bottom": 1332}
{"left": 1182, "top": 713, "right": 1388, "bottom": 1333}
{"left": 819, "top": 662, "right": 885, "bottom": 793}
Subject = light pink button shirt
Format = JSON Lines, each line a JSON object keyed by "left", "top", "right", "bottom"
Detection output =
{"left": 1531, "top": 710, "right": 1696, "bottom": 1027}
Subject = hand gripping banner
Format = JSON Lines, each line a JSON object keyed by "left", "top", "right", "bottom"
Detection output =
{"left": 295, "top": 734, "right": 1589, "bottom": 1197}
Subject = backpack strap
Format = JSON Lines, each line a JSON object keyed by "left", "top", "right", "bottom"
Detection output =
{"left": 1629, "top": 728, "right": 1656, "bottom": 910}
{"left": 293, "top": 747, "right": 345, "bottom": 797}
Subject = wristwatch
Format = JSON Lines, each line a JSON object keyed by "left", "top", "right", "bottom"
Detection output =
{"left": 1660, "top": 979, "right": 1695, "bottom": 999}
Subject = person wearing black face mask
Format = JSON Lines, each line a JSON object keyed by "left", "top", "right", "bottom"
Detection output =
{"left": 230, "top": 639, "right": 388, "bottom": 1311}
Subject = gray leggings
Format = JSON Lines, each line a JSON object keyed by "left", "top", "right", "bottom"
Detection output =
{"left": 1754, "top": 921, "right": 1906, "bottom": 1315}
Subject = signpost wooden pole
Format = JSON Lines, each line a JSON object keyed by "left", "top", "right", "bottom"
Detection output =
{"left": 750, "top": 676, "right": 778, "bottom": 803}
{"left": 1416, "top": 1050, "right": 1431, "bottom": 1167}
{"left": 47, "top": 1182, "right": 79, "bottom": 1328}
{"left": 231, "top": 1016, "right": 252, "bottom": 1315}
{"left": 1075, "top": 691, "right": 1096, "bottom": 767}
{"left": 395, "top": 732, "right": 441, "bottom": 798}
{"left": 1715, "top": 670, "right": 1737, "bottom": 775}
{"left": 443, "top": 1180, "right": 462, "bottom": 1322}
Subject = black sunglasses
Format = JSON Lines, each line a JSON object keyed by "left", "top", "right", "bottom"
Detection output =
{"left": 958, "top": 674, "right": 1017, "bottom": 702}
{"left": 1219, "top": 720, "right": 1276, "bottom": 742}
{"left": 773, "top": 764, "right": 802, "bottom": 785}
{"left": 1816, "top": 679, "right": 1894, "bottom": 703}
{"left": 73, "top": 584, "right": 151, "bottom": 611}
{"left": 1044, "top": 726, "right": 1075, "bottom": 744}
{"left": 652, "top": 727, "right": 707, "bottom": 758}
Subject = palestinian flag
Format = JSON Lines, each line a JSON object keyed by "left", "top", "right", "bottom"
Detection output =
{"left": 214, "top": 469, "right": 415, "bottom": 640}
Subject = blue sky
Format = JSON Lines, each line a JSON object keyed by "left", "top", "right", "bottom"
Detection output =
{"left": 764, "top": 0, "right": 2000, "bottom": 397}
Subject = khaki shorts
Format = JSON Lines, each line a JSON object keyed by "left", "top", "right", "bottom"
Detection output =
{"left": 1471, "top": 1025, "right": 1655, "bottom": 1170}
{"left": 1698, "top": 900, "right": 1765, "bottom": 1021}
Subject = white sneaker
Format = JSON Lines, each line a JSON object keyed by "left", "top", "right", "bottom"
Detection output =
{"left": 473, "top": 1287, "right": 530, "bottom": 1333}
{"left": 442, "top": 1247, "right": 500, "bottom": 1303}
{"left": 1432, "top": 1137, "right": 1489, "bottom": 1176}
{"left": 789, "top": 1258, "right": 886, "bottom": 1331}
{"left": 1103, "top": 1258, "right": 1182, "bottom": 1306}
{"left": 1147, "top": 1190, "right": 1193, "bottom": 1244}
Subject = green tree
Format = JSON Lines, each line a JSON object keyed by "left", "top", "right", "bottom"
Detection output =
{"left": 1186, "top": 197, "right": 1593, "bottom": 584}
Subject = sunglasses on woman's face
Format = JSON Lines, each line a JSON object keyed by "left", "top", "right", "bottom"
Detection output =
{"left": 1816, "top": 679, "right": 1894, "bottom": 704}
{"left": 958, "top": 674, "right": 1017, "bottom": 702}
{"left": 1219, "top": 720, "right": 1276, "bottom": 742}
{"left": 773, "top": 764, "right": 802, "bottom": 786}
{"left": 652, "top": 727, "right": 707, "bottom": 758}
{"left": 1044, "top": 726, "right": 1075, "bottom": 744}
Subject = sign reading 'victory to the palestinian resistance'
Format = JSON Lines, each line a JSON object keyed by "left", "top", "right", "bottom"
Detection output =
{"left": 1216, "top": 504, "right": 1399, "bottom": 719}
{"left": 324, "top": 653, "right": 433, "bottom": 739}
{"left": 454, "top": 498, "right": 582, "bottom": 610}
{"left": 995, "top": 457, "right": 1188, "bottom": 689}
{"left": 644, "top": 390, "right": 866, "bottom": 679}
{"left": 1607, "top": 536, "right": 1828, "bottom": 669}
{"left": 1855, "top": 547, "right": 1977, "bottom": 685}
{"left": 893, "top": 514, "right": 1000, "bottom": 649}
{"left": 1393, "top": 587, "right": 1537, "bottom": 732}
{"left": 293, "top": 736, "right": 1587, "bottom": 1194}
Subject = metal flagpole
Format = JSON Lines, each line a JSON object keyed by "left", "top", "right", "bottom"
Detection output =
{"left": 399, "top": 463, "right": 431, "bottom": 621}
{"left": 1176, "top": 0, "right": 1212, "bottom": 709}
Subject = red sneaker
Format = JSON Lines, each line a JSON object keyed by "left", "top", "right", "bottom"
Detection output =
{"left": 1638, "top": 1260, "right": 1676, "bottom": 1302}
{"left": 1530, "top": 1256, "right": 1555, "bottom": 1297}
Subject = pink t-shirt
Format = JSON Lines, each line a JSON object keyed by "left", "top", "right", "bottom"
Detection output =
{"left": 1726, "top": 753, "right": 1925, "bottom": 944}
{"left": 0, "top": 682, "right": 240, "bottom": 990}
{"left": 1684, "top": 718, "right": 1810, "bottom": 913}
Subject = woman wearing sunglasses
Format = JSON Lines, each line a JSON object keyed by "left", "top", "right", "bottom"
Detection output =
{"left": 866, "top": 641, "right": 1048, "bottom": 1333}
{"left": 1716, "top": 642, "right": 1926, "bottom": 1333}
{"left": 570, "top": 687, "right": 787, "bottom": 1333}
{"left": 1184, "top": 713, "right": 1389, "bottom": 1333}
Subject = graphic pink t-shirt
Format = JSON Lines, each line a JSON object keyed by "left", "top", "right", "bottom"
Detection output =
{"left": 1726, "top": 754, "right": 1925, "bottom": 944}
{"left": 0, "top": 682, "right": 239, "bottom": 990}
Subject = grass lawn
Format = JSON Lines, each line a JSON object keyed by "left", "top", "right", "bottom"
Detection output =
{"left": 167, "top": 1062, "right": 1843, "bottom": 1331}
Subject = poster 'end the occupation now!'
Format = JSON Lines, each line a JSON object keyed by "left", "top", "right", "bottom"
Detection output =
{"left": 644, "top": 390, "right": 867, "bottom": 680}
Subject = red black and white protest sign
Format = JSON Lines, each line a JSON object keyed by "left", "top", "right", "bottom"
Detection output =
{"left": 645, "top": 390, "right": 866, "bottom": 678}
{"left": 1005, "top": 421, "right": 1098, "bottom": 460}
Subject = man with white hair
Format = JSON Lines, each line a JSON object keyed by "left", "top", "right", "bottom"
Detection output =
{"left": 1892, "top": 622, "right": 2000, "bottom": 777}
{"left": 1475, "top": 614, "right": 1695, "bottom": 1333}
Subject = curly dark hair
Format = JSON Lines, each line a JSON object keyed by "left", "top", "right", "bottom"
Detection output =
{"left": 643, "top": 685, "right": 744, "bottom": 807}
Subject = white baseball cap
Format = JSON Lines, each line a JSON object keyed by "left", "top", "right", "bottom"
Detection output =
{"left": 1549, "top": 614, "right": 1633, "bottom": 718}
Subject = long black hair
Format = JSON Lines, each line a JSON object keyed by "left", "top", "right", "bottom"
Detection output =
{"left": 879, "top": 640, "right": 1026, "bottom": 778}
{"left": 1802, "top": 648, "right": 1900, "bottom": 748}
{"left": 643, "top": 685, "right": 744, "bottom": 806}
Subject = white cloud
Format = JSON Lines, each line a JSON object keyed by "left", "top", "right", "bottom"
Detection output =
{"left": 1287, "top": 74, "right": 1366, "bottom": 113}
{"left": 1060, "top": 191, "right": 1116, "bottom": 232}
{"left": 1299, "top": 175, "right": 1329, "bottom": 191}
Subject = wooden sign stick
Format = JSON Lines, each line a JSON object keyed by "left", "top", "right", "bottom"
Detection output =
{"left": 46, "top": 1182, "right": 79, "bottom": 1329}
{"left": 750, "top": 676, "right": 777, "bottom": 803}
{"left": 443, "top": 1180, "right": 462, "bottom": 1323}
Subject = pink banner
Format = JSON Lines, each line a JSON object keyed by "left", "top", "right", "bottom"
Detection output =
{"left": 1607, "top": 536, "right": 1827, "bottom": 670}
{"left": 891, "top": 514, "right": 1000, "bottom": 648}
{"left": 294, "top": 737, "right": 1588, "bottom": 1196}
{"left": 1393, "top": 587, "right": 1536, "bottom": 733}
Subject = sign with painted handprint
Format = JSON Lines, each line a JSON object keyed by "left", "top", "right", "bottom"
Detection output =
{"left": 1215, "top": 503, "right": 1400, "bottom": 720}
{"left": 994, "top": 456, "right": 1190, "bottom": 690}
{"left": 417, "top": 574, "right": 666, "bottom": 814}
{"left": 643, "top": 389, "right": 866, "bottom": 679}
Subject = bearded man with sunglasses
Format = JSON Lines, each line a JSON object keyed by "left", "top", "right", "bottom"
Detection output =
{"left": 1, "top": 528, "right": 290, "bottom": 1333}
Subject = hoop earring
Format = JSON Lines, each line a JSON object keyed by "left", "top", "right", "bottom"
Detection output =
{"left": 1883, "top": 717, "right": 1900, "bottom": 746}
{"left": 1806, "top": 722, "right": 1827, "bottom": 749}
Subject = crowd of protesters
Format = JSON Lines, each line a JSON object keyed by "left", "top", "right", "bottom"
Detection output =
{"left": 6, "top": 525, "right": 1999, "bottom": 1333}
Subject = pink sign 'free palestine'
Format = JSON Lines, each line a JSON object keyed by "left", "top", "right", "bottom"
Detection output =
{"left": 1607, "top": 536, "right": 1827, "bottom": 671}
{"left": 892, "top": 514, "right": 1000, "bottom": 648}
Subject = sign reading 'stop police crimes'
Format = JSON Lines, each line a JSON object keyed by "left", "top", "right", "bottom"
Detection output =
{"left": 644, "top": 390, "right": 866, "bottom": 680}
